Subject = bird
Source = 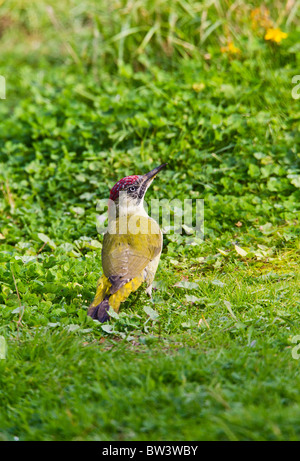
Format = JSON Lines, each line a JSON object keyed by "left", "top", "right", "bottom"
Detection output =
{"left": 88, "top": 163, "right": 167, "bottom": 322}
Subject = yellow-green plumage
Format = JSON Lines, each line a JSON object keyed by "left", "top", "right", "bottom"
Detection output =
{"left": 89, "top": 273, "right": 144, "bottom": 313}
{"left": 88, "top": 164, "right": 166, "bottom": 322}
{"left": 102, "top": 216, "right": 161, "bottom": 282}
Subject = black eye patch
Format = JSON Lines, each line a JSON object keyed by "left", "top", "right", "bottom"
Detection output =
{"left": 138, "top": 183, "right": 147, "bottom": 199}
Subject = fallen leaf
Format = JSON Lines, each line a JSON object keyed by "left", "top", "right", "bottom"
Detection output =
{"left": 211, "top": 279, "right": 224, "bottom": 287}
{"left": 143, "top": 305, "right": 159, "bottom": 320}
{"left": 224, "top": 300, "right": 237, "bottom": 320}
{"left": 174, "top": 281, "right": 199, "bottom": 289}
{"left": 37, "top": 232, "right": 57, "bottom": 249}
{"left": 234, "top": 245, "right": 247, "bottom": 257}
{"left": 217, "top": 248, "right": 229, "bottom": 256}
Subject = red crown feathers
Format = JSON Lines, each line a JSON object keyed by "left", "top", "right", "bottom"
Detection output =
{"left": 109, "top": 175, "right": 139, "bottom": 201}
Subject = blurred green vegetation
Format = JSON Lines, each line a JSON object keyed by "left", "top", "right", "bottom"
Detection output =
{"left": 0, "top": 0, "right": 300, "bottom": 441}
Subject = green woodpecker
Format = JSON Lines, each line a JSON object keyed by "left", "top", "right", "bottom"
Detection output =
{"left": 88, "top": 163, "right": 167, "bottom": 322}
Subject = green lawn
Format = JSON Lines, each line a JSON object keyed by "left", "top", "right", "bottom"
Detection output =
{"left": 0, "top": 0, "right": 300, "bottom": 441}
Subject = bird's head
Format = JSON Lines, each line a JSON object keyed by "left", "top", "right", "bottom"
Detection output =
{"left": 109, "top": 163, "right": 167, "bottom": 214}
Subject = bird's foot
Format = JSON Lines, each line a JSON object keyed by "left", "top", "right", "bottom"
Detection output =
{"left": 87, "top": 298, "right": 110, "bottom": 323}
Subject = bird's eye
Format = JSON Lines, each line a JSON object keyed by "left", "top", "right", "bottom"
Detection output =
{"left": 129, "top": 186, "right": 137, "bottom": 192}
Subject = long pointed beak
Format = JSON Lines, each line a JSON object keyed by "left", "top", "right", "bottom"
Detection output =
{"left": 142, "top": 163, "right": 167, "bottom": 185}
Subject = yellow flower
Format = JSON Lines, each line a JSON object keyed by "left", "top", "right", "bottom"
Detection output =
{"left": 264, "top": 28, "right": 288, "bottom": 43}
{"left": 220, "top": 41, "right": 241, "bottom": 55}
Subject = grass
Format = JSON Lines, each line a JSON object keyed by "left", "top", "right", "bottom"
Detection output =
{"left": 0, "top": 0, "right": 300, "bottom": 441}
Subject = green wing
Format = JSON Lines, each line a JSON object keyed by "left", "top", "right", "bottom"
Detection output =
{"left": 102, "top": 216, "right": 162, "bottom": 283}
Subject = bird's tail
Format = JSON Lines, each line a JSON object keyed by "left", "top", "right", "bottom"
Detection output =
{"left": 87, "top": 274, "right": 144, "bottom": 322}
